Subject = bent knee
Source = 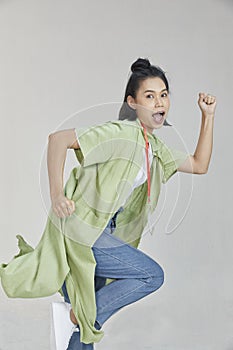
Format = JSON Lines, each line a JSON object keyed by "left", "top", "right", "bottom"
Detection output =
{"left": 148, "top": 263, "right": 165, "bottom": 291}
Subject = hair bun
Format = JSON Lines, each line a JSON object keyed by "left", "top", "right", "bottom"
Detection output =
{"left": 131, "top": 58, "right": 151, "bottom": 73}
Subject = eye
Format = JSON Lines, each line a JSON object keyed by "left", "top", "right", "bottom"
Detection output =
{"left": 161, "top": 92, "right": 168, "bottom": 98}
{"left": 146, "top": 94, "right": 154, "bottom": 99}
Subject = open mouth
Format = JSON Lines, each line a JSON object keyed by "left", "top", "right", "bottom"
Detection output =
{"left": 152, "top": 111, "right": 165, "bottom": 123}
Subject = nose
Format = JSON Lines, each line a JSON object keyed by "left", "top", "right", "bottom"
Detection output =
{"left": 154, "top": 94, "right": 163, "bottom": 107}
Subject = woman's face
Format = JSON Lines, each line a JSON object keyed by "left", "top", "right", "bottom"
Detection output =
{"left": 127, "top": 77, "right": 170, "bottom": 133}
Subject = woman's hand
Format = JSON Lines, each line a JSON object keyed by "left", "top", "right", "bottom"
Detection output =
{"left": 198, "top": 92, "right": 217, "bottom": 116}
{"left": 51, "top": 192, "right": 76, "bottom": 218}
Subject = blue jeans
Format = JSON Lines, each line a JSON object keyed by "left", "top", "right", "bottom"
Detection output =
{"left": 62, "top": 207, "right": 164, "bottom": 332}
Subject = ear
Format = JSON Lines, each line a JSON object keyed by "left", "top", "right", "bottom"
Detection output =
{"left": 126, "top": 95, "right": 136, "bottom": 110}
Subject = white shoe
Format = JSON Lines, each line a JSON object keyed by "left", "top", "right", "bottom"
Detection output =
{"left": 50, "top": 301, "right": 77, "bottom": 350}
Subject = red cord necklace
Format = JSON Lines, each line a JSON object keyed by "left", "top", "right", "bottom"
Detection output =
{"left": 140, "top": 121, "right": 151, "bottom": 203}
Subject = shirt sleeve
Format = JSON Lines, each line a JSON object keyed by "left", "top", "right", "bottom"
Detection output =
{"left": 157, "top": 141, "right": 190, "bottom": 184}
{"left": 73, "top": 121, "right": 131, "bottom": 167}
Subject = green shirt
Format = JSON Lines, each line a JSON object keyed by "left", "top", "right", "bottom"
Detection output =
{"left": 0, "top": 118, "right": 189, "bottom": 344}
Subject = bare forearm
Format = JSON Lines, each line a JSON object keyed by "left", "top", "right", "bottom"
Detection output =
{"left": 193, "top": 112, "right": 214, "bottom": 173}
{"left": 178, "top": 93, "right": 216, "bottom": 175}
{"left": 47, "top": 134, "right": 67, "bottom": 200}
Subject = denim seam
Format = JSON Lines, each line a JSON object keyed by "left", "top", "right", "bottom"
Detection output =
{"left": 93, "top": 246, "right": 153, "bottom": 283}
{"left": 97, "top": 278, "right": 147, "bottom": 314}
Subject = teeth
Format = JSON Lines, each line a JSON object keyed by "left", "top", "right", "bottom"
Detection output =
{"left": 153, "top": 112, "right": 165, "bottom": 116}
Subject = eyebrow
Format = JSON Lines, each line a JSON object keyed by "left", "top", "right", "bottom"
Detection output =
{"left": 144, "top": 88, "right": 168, "bottom": 93}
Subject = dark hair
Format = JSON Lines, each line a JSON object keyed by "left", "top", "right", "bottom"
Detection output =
{"left": 118, "top": 57, "right": 171, "bottom": 126}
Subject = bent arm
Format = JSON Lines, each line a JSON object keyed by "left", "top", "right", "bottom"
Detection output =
{"left": 47, "top": 128, "right": 79, "bottom": 199}
{"left": 178, "top": 93, "right": 216, "bottom": 175}
{"left": 178, "top": 114, "right": 214, "bottom": 174}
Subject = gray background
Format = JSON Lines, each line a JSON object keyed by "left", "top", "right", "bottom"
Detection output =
{"left": 0, "top": 0, "right": 232, "bottom": 349}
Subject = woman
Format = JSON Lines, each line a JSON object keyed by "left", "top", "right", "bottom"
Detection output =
{"left": 0, "top": 58, "right": 216, "bottom": 349}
